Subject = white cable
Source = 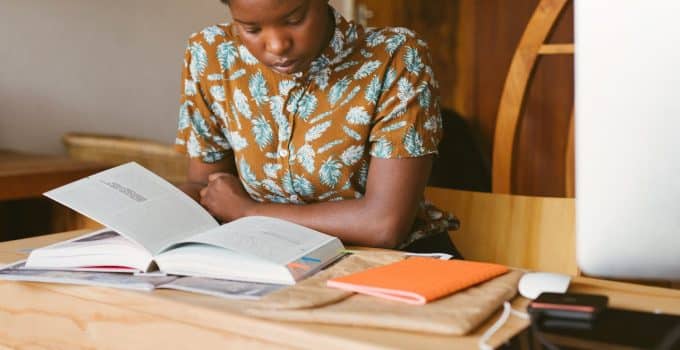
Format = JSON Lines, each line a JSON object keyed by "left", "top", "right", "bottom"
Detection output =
{"left": 478, "top": 301, "right": 530, "bottom": 350}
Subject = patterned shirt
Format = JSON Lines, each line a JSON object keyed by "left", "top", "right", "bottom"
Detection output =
{"left": 175, "top": 8, "right": 456, "bottom": 247}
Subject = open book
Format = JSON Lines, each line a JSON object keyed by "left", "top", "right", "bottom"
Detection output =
{"left": 26, "top": 162, "right": 344, "bottom": 285}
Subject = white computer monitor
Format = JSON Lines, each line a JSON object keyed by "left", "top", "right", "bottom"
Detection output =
{"left": 575, "top": 0, "right": 680, "bottom": 281}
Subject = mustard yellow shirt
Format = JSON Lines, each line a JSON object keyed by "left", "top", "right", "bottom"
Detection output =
{"left": 175, "top": 9, "right": 456, "bottom": 247}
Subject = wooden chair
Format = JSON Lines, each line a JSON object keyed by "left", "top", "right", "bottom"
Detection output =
{"left": 62, "top": 132, "right": 187, "bottom": 185}
{"left": 492, "top": 0, "right": 574, "bottom": 196}
{"left": 425, "top": 0, "right": 577, "bottom": 274}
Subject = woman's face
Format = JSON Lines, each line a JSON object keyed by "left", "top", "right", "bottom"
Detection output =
{"left": 228, "top": 0, "right": 333, "bottom": 74}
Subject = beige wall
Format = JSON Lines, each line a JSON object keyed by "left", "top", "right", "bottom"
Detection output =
{"left": 0, "top": 0, "right": 353, "bottom": 155}
{"left": 0, "top": 0, "right": 231, "bottom": 154}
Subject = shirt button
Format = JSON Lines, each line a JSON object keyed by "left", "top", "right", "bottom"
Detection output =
{"left": 278, "top": 149, "right": 289, "bottom": 157}
{"left": 290, "top": 195, "right": 299, "bottom": 201}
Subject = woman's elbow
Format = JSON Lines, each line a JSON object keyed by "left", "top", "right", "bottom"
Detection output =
{"left": 369, "top": 218, "right": 412, "bottom": 249}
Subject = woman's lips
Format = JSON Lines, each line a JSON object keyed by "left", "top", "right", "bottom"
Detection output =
{"left": 272, "top": 59, "right": 299, "bottom": 74}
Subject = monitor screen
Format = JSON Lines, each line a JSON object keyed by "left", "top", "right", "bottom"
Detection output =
{"left": 575, "top": 0, "right": 680, "bottom": 280}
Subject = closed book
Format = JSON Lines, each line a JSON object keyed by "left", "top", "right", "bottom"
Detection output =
{"left": 326, "top": 257, "right": 509, "bottom": 304}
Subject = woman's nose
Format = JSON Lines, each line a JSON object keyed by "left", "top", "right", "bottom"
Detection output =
{"left": 265, "top": 31, "right": 292, "bottom": 56}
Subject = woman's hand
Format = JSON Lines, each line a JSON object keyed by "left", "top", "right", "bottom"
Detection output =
{"left": 199, "top": 172, "right": 256, "bottom": 222}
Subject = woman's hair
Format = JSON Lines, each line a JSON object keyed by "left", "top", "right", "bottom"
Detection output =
{"left": 220, "top": 0, "right": 229, "bottom": 4}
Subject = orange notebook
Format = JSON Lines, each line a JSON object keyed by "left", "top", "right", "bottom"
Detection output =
{"left": 326, "top": 257, "right": 509, "bottom": 305}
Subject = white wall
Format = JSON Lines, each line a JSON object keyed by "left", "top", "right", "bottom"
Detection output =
{"left": 0, "top": 0, "right": 353, "bottom": 155}
{"left": 0, "top": 0, "right": 231, "bottom": 154}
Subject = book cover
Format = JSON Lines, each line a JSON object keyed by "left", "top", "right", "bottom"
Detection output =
{"left": 327, "top": 257, "right": 509, "bottom": 304}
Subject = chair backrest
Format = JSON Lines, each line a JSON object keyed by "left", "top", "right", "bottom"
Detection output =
{"left": 62, "top": 133, "right": 187, "bottom": 184}
{"left": 425, "top": 0, "right": 578, "bottom": 274}
{"left": 492, "top": 0, "right": 574, "bottom": 197}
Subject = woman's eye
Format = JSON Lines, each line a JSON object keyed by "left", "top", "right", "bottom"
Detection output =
{"left": 286, "top": 17, "right": 304, "bottom": 25}
{"left": 243, "top": 27, "right": 260, "bottom": 34}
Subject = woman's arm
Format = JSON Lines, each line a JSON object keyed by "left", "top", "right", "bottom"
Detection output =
{"left": 200, "top": 156, "right": 433, "bottom": 248}
{"left": 177, "top": 156, "right": 237, "bottom": 202}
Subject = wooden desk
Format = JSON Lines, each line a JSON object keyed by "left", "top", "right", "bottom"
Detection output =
{"left": 0, "top": 150, "right": 106, "bottom": 201}
{"left": 0, "top": 232, "right": 678, "bottom": 349}
{"left": 0, "top": 150, "right": 106, "bottom": 239}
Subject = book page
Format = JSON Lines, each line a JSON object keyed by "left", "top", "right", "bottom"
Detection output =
{"left": 0, "top": 261, "right": 176, "bottom": 292}
{"left": 25, "top": 229, "right": 154, "bottom": 271}
{"left": 44, "top": 162, "right": 219, "bottom": 255}
{"left": 167, "top": 216, "right": 342, "bottom": 265}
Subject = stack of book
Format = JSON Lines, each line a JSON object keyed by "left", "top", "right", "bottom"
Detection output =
{"left": 0, "top": 162, "right": 345, "bottom": 300}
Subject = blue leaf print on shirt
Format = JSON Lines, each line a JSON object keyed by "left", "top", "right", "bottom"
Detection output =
{"left": 309, "top": 55, "right": 331, "bottom": 74}
{"left": 366, "top": 30, "right": 386, "bottom": 47}
{"left": 248, "top": 71, "right": 270, "bottom": 106}
{"left": 278, "top": 80, "right": 296, "bottom": 95}
{"left": 210, "top": 85, "right": 226, "bottom": 102}
{"left": 345, "top": 106, "right": 371, "bottom": 125}
{"left": 262, "top": 179, "right": 286, "bottom": 197}
{"left": 391, "top": 27, "right": 416, "bottom": 37}
{"left": 403, "top": 46, "right": 425, "bottom": 75}
{"left": 339, "top": 86, "right": 361, "bottom": 107}
{"left": 318, "top": 139, "right": 345, "bottom": 154}
{"left": 251, "top": 116, "right": 273, "bottom": 149}
{"left": 330, "top": 29, "right": 344, "bottom": 53}
{"left": 397, "top": 78, "right": 415, "bottom": 102}
{"left": 305, "top": 120, "right": 332, "bottom": 143}
{"left": 346, "top": 25, "right": 358, "bottom": 43}
{"left": 263, "top": 163, "right": 282, "bottom": 178}
{"left": 233, "top": 88, "right": 252, "bottom": 119}
{"left": 191, "top": 109, "right": 210, "bottom": 137}
{"left": 319, "top": 157, "right": 342, "bottom": 188}
{"left": 353, "top": 60, "right": 381, "bottom": 80}
{"left": 297, "top": 94, "right": 318, "bottom": 121}
{"left": 239, "top": 158, "right": 259, "bottom": 186}
{"left": 385, "top": 34, "right": 406, "bottom": 56}
{"left": 381, "top": 120, "right": 407, "bottom": 133}
{"left": 227, "top": 131, "right": 248, "bottom": 151}
{"left": 297, "top": 145, "right": 316, "bottom": 174}
{"left": 372, "top": 138, "right": 393, "bottom": 158}
{"left": 365, "top": 75, "right": 381, "bottom": 105}
{"left": 187, "top": 131, "right": 201, "bottom": 158}
{"left": 282, "top": 171, "right": 295, "bottom": 195}
{"left": 229, "top": 69, "right": 246, "bottom": 81}
{"left": 178, "top": 102, "right": 192, "bottom": 130}
{"left": 328, "top": 76, "right": 351, "bottom": 106}
{"left": 269, "top": 96, "right": 290, "bottom": 141}
{"left": 211, "top": 102, "right": 226, "bottom": 122}
{"left": 340, "top": 145, "right": 364, "bottom": 166}
{"left": 382, "top": 68, "right": 397, "bottom": 93}
{"left": 403, "top": 126, "right": 425, "bottom": 156}
{"left": 184, "top": 79, "right": 197, "bottom": 96}
{"left": 418, "top": 81, "right": 431, "bottom": 108}
{"left": 292, "top": 175, "right": 315, "bottom": 197}
{"left": 313, "top": 69, "right": 331, "bottom": 91}
{"left": 202, "top": 26, "right": 225, "bottom": 45}
{"left": 335, "top": 60, "right": 360, "bottom": 72}
{"left": 342, "top": 126, "right": 362, "bottom": 141}
{"left": 238, "top": 45, "right": 259, "bottom": 65}
{"left": 424, "top": 115, "right": 440, "bottom": 132}
{"left": 189, "top": 42, "right": 208, "bottom": 81}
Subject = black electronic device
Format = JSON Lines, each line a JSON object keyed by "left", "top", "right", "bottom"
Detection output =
{"left": 527, "top": 292, "right": 608, "bottom": 321}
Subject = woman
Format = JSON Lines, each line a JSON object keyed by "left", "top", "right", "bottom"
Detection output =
{"left": 175, "top": 0, "right": 461, "bottom": 256}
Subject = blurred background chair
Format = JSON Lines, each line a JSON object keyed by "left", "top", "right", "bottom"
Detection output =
{"left": 63, "top": 132, "right": 187, "bottom": 185}
{"left": 426, "top": 0, "right": 577, "bottom": 274}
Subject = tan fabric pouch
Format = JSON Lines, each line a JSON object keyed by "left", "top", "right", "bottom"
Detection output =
{"left": 245, "top": 251, "right": 523, "bottom": 335}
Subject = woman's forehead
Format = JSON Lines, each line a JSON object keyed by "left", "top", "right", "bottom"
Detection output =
{"left": 229, "top": 0, "right": 310, "bottom": 22}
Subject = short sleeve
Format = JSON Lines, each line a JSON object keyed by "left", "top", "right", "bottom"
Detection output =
{"left": 175, "top": 39, "right": 231, "bottom": 163}
{"left": 369, "top": 36, "right": 443, "bottom": 159}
